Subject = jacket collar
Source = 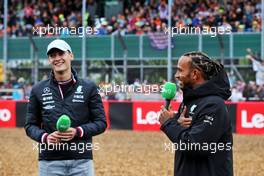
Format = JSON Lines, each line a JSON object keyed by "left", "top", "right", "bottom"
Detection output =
{"left": 49, "top": 67, "right": 78, "bottom": 85}
{"left": 182, "top": 68, "right": 231, "bottom": 103}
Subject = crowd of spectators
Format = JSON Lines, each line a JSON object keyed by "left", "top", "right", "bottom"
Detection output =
{"left": 0, "top": 75, "right": 32, "bottom": 100}
{"left": 230, "top": 80, "right": 264, "bottom": 101}
{"left": 0, "top": 74, "right": 263, "bottom": 101}
{"left": 0, "top": 0, "right": 261, "bottom": 37}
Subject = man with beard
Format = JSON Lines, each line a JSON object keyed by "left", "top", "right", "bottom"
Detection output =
{"left": 159, "top": 51, "right": 233, "bottom": 176}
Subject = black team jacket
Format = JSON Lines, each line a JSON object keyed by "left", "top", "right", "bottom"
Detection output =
{"left": 24, "top": 69, "right": 107, "bottom": 160}
{"left": 161, "top": 68, "right": 233, "bottom": 176}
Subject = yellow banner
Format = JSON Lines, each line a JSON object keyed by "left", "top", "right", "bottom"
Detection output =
{"left": 0, "top": 63, "right": 3, "bottom": 82}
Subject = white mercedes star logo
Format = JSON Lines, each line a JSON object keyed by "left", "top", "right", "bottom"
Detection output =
{"left": 43, "top": 87, "right": 50, "bottom": 94}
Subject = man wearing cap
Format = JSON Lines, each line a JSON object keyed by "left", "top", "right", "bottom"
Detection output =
{"left": 24, "top": 39, "right": 107, "bottom": 176}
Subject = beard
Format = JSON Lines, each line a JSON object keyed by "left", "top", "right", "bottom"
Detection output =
{"left": 180, "top": 81, "right": 193, "bottom": 90}
{"left": 178, "top": 72, "right": 194, "bottom": 90}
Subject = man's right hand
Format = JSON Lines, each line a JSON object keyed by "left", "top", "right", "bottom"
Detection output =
{"left": 47, "top": 131, "right": 61, "bottom": 144}
{"left": 177, "top": 106, "right": 192, "bottom": 128}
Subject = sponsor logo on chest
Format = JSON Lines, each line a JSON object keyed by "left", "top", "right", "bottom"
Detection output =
{"left": 188, "top": 104, "right": 197, "bottom": 118}
{"left": 42, "top": 87, "right": 55, "bottom": 109}
{"left": 72, "top": 85, "right": 85, "bottom": 103}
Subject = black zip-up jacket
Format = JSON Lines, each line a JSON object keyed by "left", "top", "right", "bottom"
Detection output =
{"left": 161, "top": 68, "right": 233, "bottom": 176}
{"left": 24, "top": 69, "right": 107, "bottom": 160}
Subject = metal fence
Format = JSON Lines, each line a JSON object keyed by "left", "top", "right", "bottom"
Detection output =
{"left": 0, "top": 33, "right": 261, "bottom": 60}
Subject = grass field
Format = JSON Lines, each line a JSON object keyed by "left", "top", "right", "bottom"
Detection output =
{"left": 0, "top": 128, "right": 263, "bottom": 176}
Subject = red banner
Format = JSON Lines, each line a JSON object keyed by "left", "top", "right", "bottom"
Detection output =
{"left": 0, "top": 101, "right": 16, "bottom": 127}
{"left": 103, "top": 101, "right": 110, "bottom": 129}
{"left": 236, "top": 102, "right": 264, "bottom": 134}
{"left": 132, "top": 101, "right": 180, "bottom": 131}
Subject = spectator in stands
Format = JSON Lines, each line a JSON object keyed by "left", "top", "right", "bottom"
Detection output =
{"left": 246, "top": 48, "right": 264, "bottom": 86}
{"left": 256, "top": 84, "right": 264, "bottom": 99}
{"left": 231, "top": 85, "right": 245, "bottom": 102}
{"left": 227, "top": 71, "right": 237, "bottom": 87}
{"left": 243, "top": 81, "right": 257, "bottom": 101}
{"left": 24, "top": 82, "right": 33, "bottom": 100}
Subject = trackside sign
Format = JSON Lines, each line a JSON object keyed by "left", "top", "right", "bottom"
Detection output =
{"left": 236, "top": 102, "right": 264, "bottom": 134}
{"left": 0, "top": 101, "right": 16, "bottom": 127}
{"left": 132, "top": 101, "right": 180, "bottom": 131}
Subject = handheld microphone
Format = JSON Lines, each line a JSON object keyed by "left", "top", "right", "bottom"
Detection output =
{"left": 161, "top": 82, "right": 177, "bottom": 110}
{"left": 56, "top": 114, "right": 71, "bottom": 132}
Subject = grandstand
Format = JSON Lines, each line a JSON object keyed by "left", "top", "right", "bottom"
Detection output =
{"left": 0, "top": 0, "right": 263, "bottom": 101}
{"left": 0, "top": 0, "right": 262, "bottom": 36}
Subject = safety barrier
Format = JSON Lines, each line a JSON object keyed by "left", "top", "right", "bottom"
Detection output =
{"left": 0, "top": 100, "right": 263, "bottom": 134}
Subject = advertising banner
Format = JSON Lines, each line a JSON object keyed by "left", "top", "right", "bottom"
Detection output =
{"left": 102, "top": 100, "right": 110, "bottom": 129}
{"left": 0, "top": 101, "right": 16, "bottom": 127}
{"left": 236, "top": 102, "right": 264, "bottom": 134}
{"left": 132, "top": 101, "right": 180, "bottom": 131}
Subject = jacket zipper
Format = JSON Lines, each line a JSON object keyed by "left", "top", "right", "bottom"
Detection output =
{"left": 58, "top": 85, "right": 64, "bottom": 100}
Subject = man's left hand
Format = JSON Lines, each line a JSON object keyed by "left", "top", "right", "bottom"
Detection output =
{"left": 57, "top": 127, "right": 77, "bottom": 141}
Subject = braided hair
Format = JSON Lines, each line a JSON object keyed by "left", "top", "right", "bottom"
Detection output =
{"left": 183, "top": 51, "right": 223, "bottom": 80}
